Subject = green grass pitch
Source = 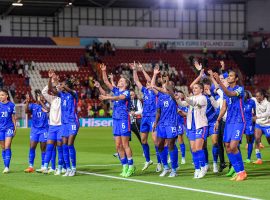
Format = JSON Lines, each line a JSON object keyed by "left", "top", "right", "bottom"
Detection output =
{"left": 1, "top": 127, "right": 270, "bottom": 200}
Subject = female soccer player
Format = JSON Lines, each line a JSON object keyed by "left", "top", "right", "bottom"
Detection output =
{"left": 214, "top": 70, "right": 247, "bottom": 181}
{"left": 133, "top": 62, "right": 162, "bottom": 172}
{"left": 243, "top": 91, "right": 256, "bottom": 163}
{"left": 99, "top": 63, "right": 135, "bottom": 178}
{"left": 151, "top": 67, "right": 179, "bottom": 178}
{"left": 0, "top": 89, "right": 16, "bottom": 173}
{"left": 24, "top": 90, "right": 49, "bottom": 173}
{"left": 252, "top": 89, "right": 270, "bottom": 165}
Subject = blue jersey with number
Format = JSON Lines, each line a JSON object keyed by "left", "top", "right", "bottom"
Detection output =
{"left": 141, "top": 86, "right": 157, "bottom": 117}
{"left": 177, "top": 105, "right": 188, "bottom": 125}
{"left": 205, "top": 95, "right": 218, "bottom": 123}
{"left": 58, "top": 91, "right": 78, "bottom": 124}
{"left": 244, "top": 98, "right": 256, "bottom": 123}
{"left": 112, "top": 87, "right": 130, "bottom": 120}
{"left": 157, "top": 92, "right": 178, "bottom": 127}
{"left": 224, "top": 85, "right": 245, "bottom": 124}
{"left": 29, "top": 103, "right": 49, "bottom": 129}
{"left": 0, "top": 101, "right": 15, "bottom": 131}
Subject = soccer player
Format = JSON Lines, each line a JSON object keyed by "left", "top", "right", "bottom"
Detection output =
{"left": 48, "top": 73, "right": 79, "bottom": 177}
{"left": 133, "top": 62, "right": 161, "bottom": 172}
{"left": 99, "top": 63, "right": 135, "bottom": 178}
{"left": 41, "top": 71, "right": 64, "bottom": 175}
{"left": 252, "top": 89, "right": 270, "bottom": 164}
{"left": 24, "top": 90, "right": 49, "bottom": 173}
{"left": 175, "top": 90, "right": 188, "bottom": 165}
{"left": 151, "top": 67, "right": 179, "bottom": 178}
{"left": 213, "top": 70, "right": 247, "bottom": 181}
{"left": 0, "top": 89, "right": 16, "bottom": 173}
{"left": 243, "top": 91, "right": 256, "bottom": 163}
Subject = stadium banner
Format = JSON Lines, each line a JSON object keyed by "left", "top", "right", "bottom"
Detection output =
{"left": 80, "top": 38, "right": 248, "bottom": 50}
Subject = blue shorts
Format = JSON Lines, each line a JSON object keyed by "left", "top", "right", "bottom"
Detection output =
{"left": 208, "top": 122, "right": 217, "bottom": 136}
{"left": 30, "top": 127, "right": 48, "bottom": 143}
{"left": 140, "top": 116, "right": 155, "bottom": 133}
{"left": 245, "top": 122, "right": 254, "bottom": 135}
{"left": 223, "top": 123, "right": 245, "bottom": 143}
{"left": 0, "top": 128, "right": 14, "bottom": 141}
{"left": 255, "top": 124, "right": 270, "bottom": 137}
{"left": 61, "top": 123, "right": 79, "bottom": 138}
{"left": 47, "top": 125, "right": 62, "bottom": 142}
{"left": 187, "top": 126, "right": 208, "bottom": 141}
{"left": 113, "top": 118, "right": 131, "bottom": 137}
{"left": 157, "top": 125, "right": 178, "bottom": 139}
{"left": 177, "top": 124, "right": 185, "bottom": 135}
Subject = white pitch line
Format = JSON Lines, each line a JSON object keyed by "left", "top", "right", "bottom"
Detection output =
{"left": 77, "top": 171, "right": 263, "bottom": 200}
{"left": 79, "top": 164, "right": 121, "bottom": 167}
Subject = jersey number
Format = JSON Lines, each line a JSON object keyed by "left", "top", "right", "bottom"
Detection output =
{"left": 235, "top": 130, "right": 240, "bottom": 137}
{"left": 122, "top": 123, "right": 126, "bottom": 129}
{"left": 63, "top": 100, "right": 67, "bottom": 106}
{"left": 163, "top": 101, "right": 169, "bottom": 107}
{"left": 37, "top": 112, "right": 42, "bottom": 118}
{"left": 71, "top": 125, "right": 77, "bottom": 131}
{"left": 1, "top": 112, "right": 7, "bottom": 117}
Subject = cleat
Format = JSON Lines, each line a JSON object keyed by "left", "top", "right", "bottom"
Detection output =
{"left": 213, "top": 163, "right": 218, "bottom": 173}
{"left": 253, "top": 159, "right": 263, "bottom": 165}
{"left": 120, "top": 165, "right": 128, "bottom": 177}
{"left": 230, "top": 173, "right": 237, "bottom": 181}
{"left": 219, "top": 163, "right": 227, "bottom": 172}
{"left": 24, "top": 167, "right": 35, "bottom": 173}
{"left": 3, "top": 167, "right": 9, "bottom": 174}
{"left": 244, "top": 159, "right": 251, "bottom": 164}
{"left": 156, "top": 163, "right": 162, "bottom": 173}
{"left": 125, "top": 166, "right": 136, "bottom": 178}
{"left": 62, "top": 169, "right": 71, "bottom": 177}
{"left": 226, "top": 167, "right": 235, "bottom": 177}
{"left": 159, "top": 168, "right": 171, "bottom": 177}
{"left": 198, "top": 168, "right": 207, "bottom": 179}
{"left": 61, "top": 168, "right": 67, "bottom": 174}
{"left": 236, "top": 171, "right": 247, "bottom": 181}
{"left": 42, "top": 169, "right": 49, "bottom": 174}
{"left": 142, "top": 160, "right": 153, "bottom": 171}
{"left": 168, "top": 170, "right": 177, "bottom": 178}
{"left": 68, "top": 170, "right": 76, "bottom": 177}
{"left": 181, "top": 158, "right": 186, "bottom": 164}
{"left": 54, "top": 169, "right": 61, "bottom": 176}
{"left": 48, "top": 169, "right": 55, "bottom": 174}
{"left": 36, "top": 167, "right": 45, "bottom": 173}
{"left": 193, "top": 169, "right": 200, "bottom": 179}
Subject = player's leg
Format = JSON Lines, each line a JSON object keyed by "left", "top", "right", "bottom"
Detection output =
{"left": 152, "top": 130, "right": 162, "bottom": 172}
{"left": 141, "top": 118, "right": 153, "bottom": 170}
{"left": 121, "top": 135, "right": 135, "bottom": 177}
{"left": 218, "top": 121, "right": 226, "bottom": 172}
{"left": 211, "top": 133, "right": 219, "bottom": 173}
{"left": 253, "top": 126, "right": 263, "bottom": 164}
{"left": 157, "top": 136, "right": 170, "bottom": 177}
{"left": 67, "top": 134, "right": 77, "bottom": 176}
{"left": 114, "top": 136, "right": 127, "bottom": 176}
{"left": 177, "top": 125, "right": 186, "bottom": 164}
{"left": 25, "top": 140, "right": 38, "bottom": 173}
{"left": 131, "top": 118, "right": 142, "bottom": 144}
{"left": 39, "top": 142, "right": 46, "bottom": 170}
{"left": 203, "top": 140, "right": 209, "bottom": 171}
{"left": 3, "top": 129, "right": 14, "bottom": 173}
{"left": 167, "top": 137, "right": 178, "bottom": 177}
{"left": 245, "top": 134, "right": 254, "bottom": 163}
{"left": 62, "top": 136, "right": 71, "bottom": 176}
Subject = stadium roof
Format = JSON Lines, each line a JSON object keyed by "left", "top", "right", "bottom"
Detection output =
{"left": 0, "top": 0, "right": 248, "bottom": 17}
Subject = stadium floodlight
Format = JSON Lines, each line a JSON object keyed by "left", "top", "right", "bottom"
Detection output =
{"left": 12, "top": 2, "right": 23, "bottom": 6}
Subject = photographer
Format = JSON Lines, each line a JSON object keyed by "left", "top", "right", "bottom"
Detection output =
{"left": 130, "top": 89, "right": 142, "bottom": 144}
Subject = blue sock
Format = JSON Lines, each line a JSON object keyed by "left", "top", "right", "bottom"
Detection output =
{"left": 180, "top": 143, "right": 186, "bottom": 158}
{"left": 169, "top": 145, "right": 178, "bottom": 170}
{"left": 234, "top": 151, "right": 244, "bottom": 172}
{"left": 255, "top": 149, "right": 262, "bottom": 159}
{"left": 57, "top": 146, "right": 64, "bottom": 167}
{"left": 2, "top": 150, "right": 5, "bottom": 165}
{"left": 51, "top": 147, "right": 56, "bottom": 170}
{"left": 160, "top": 148, "right": 169, "bottom": 169}
{"left": 120, "top": 157, "right": 128, "bottom": 165}
{"left": 127, "top": 157, "right": 134, "bottom": 166}
{"left": 44, "top": 144, "right": 54, "bottom": 169}
{"left": 142, "top": 143, "right": 150, "bottom": 162}
{"left": 212, "top": 144, "right": 219, "bottom": 163}
{"left": 41, "top": 151, "right": 45, "bottom": 167}
{"left": 5, "top": 148, "right": 12, "bottom": 168}
{"left": 192, "top": 152, "right": 200, "bottom": 170}
{"left": 198, "top": 150, "right": 206, "bottom": 168}
{"left": 204, "top": 148, "right": 209, "bottom": 165}
{"left": 227, "top": 153, "right": 238, "bottom": 173}
{"left": 63, "top": 144, "right": 70, "bottom": 169}
{"left": 155, "top": 146, "right": 161, "bottom": 163}
{"left": 164, "top": 146, "right": 168, "bottom": 159}
{"left": 247, "top": 142, "right": 253, "bottom": 160}
{"left": 68, "top": 145, "right": 76, "bottom": 169}
{"left": 29, "top": 148, "right": 36, "bottom": 167}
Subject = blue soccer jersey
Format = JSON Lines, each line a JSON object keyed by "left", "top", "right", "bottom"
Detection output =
{"left": 141, "top": 86, "right": 157, "bottom": 117}
{"left": 0, "top": 101, "right": 15, "bottom": 131}
{"left": 58, "top": 91, "right": 79, "bottom": 124}
{"left": 29, "top": 103, "right": 49, "bottom": 129}
{"left": 112, "top": 87, "right": 130, "bottom": 120}
{"left": 244, "top": 99, "right": 256, "bottom": 123}
{"left": 157, "top": 92, "right": 178, "bottom": 127}
{"left": 224, "top": 86, "right": 245, "bottom": 124}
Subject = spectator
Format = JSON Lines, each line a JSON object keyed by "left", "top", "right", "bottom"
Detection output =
{"left": 10, "top": 82, "right": 16, "bottom": 97}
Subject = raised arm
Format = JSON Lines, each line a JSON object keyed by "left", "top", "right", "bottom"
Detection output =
{"left": 208, "top": 69, "right": 219, "bottom": 90}
{"left": 99, "top": 94, "right": 126, "bottom": 101}
{"left": 25, "top": 93, "right": 31, "bottom": 114}
{"left": 94, "top": 80, "right": 106, "bottom": 96}
{"left": 100, "top": 63, "right": 113, "bottom": 90}
{"left": 48, "top": 69, "right": 58, "bottom": 96}
{"left": 108, "top": 73, "right": 116, "bottom": 87}
{"left": 190, "top": 69, "right": 204, "bottom": 89}
{"left": 138, "top": 62, "right": 151, "bottom": 82}
{"left": 132, "top": 63, "right": 143, "bottom": 90}
{"left": 213, "top": 73, "right": 239, "bottom": 97}
{"left": 204, "top": 86, "right": 219, "bottom": 109}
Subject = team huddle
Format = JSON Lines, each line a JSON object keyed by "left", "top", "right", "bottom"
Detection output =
{"left": 96, "top": 61, "right": 270, "bottom": 181}
{"left": 0, "top": 61, "right": 269, "bottom": 181}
